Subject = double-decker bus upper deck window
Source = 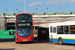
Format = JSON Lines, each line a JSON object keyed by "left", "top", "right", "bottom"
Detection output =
{"left": 17, "top": 14, "right": 32, "bottom": 22}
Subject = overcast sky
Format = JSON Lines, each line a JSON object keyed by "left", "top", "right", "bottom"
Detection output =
{"left": 0, "top": 0, "right": 75, "bottom": 13}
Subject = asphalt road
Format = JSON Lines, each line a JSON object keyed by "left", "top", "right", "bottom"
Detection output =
{"left": 0, "top": 39, "right": 75, "bottom": 50}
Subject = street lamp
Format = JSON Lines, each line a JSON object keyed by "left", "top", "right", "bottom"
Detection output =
{"left": 58, "top": 7, "right": 60, "bottom": 12}
{"left": 46, "top": 7, "right": 48, "bottom": 13}
{"left": 19, "top": 11, "right": 21, "bottom": 13}
{"left": 36, "top": 8, "right": 38, "bottom": 13}
{"left": 6, "top": 9, "right": 7, "bottom": 13}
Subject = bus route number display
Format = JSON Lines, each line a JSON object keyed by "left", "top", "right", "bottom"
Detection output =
{"left": 18, "top": 23, "right": 30, "bottom": 26}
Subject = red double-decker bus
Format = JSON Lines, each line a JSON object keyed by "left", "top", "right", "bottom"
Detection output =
{"left": 15, "top": 13, "right": 34, "bottom": 43}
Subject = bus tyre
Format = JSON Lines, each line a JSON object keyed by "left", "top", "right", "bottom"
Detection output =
{"left": 59, "top": 39, "right": 63, "bottom": 45}
{"left": 16, "top": 42, "right": 19, "bottom": 44}
{"left": 30, "top": 41, "right": 33, "bottom": 43}
{"left": 14, "top": 37, "right": 15, "bottom": 40}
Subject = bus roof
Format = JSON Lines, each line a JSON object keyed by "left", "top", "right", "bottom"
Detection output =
{"left": 49, "top": 21, "right": 75, "bottom": 26}
{"left": 16, "top": 13, "right": 32, "bottom": 16}
{"left": 40, "top": 23, "right": 49, "bottom": 28}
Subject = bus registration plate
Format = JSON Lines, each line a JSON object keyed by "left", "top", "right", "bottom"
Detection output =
{"left": 23, "top": 40, "right": 27, "bottom": 42}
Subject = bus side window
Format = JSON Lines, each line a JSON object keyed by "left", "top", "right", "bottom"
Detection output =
{"left": 57, "top": 26, "right": 63, "bottom": 34}
{"left": 70, "top": 25, "right": 75, "bottom": 34}
{"left": 64, "top": 26, "right": 69, "bottom": 34}
{"left": 9, "top": 31, "right": 15, "bottom": 35}
{"left": 50, "top": 26, "right": 52, "bottom": 33}
{"left": 53, "top": 27, "right": 56, "bottom": 33}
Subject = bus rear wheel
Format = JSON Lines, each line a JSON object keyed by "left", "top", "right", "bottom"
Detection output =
{"left": 59, "top": 38, "right": 63, "bottom": 45}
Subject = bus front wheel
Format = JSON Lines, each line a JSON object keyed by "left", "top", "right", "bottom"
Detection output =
{"left": 59, "top": 38, "right": 63, "bottom": 45}
{"left": 16, "top": 42, "right": 19, "bottom": 44}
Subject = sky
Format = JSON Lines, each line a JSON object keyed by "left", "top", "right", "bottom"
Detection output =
{"left": 0, "top": 0, "right": 75, "bottom": 13}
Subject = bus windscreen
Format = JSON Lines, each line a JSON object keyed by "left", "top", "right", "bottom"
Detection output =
{"left": 17, "top": 27, "right": 32, "bottom": 36}
{"left": 17, "top": 14, "right": 32, "bottom": 22}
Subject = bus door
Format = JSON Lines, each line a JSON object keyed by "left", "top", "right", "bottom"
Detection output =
{"left": 49, "top": 26, "right": 53, "bottom": 41}
{"left": 52, "top": 26, "right": 57, "bottom": 42}
{"left": 38, "top": 28, "right": 48, "bottom": 40}
{"left": 50, "top": 26, "right": 57, "bottom": 42}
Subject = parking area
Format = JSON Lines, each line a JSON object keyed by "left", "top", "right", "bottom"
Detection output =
{"left": 0, "top": 39, "right": 75, "bottom": 50}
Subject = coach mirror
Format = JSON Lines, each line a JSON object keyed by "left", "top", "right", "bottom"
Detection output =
{"left": 9, "top": 31, "right": 15, "bottom": 35}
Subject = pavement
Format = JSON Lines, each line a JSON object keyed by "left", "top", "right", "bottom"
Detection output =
{"left": 0, "top": 39, "right": 75, "bottom": 50}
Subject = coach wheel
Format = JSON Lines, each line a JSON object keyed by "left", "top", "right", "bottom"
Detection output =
{"left": 59, "top": 39, "right": 63, "bottom": 45}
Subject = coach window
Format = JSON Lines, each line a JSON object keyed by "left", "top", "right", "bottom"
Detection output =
{"left": 57, "top": 26, "right": 63, "bottom": 34}
{"left": 70, "top": 25, "right": 75, "bottom": 34}
{"left": 50, "top": 26, "right": 52, "bottom": 33}
{"left": 64, "top": 26, "right": 69, "bottom": 34}
{"left": 53, "top": 27, "right": 56, "bottom": 33}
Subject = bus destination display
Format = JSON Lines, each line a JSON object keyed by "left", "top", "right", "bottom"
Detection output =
{"left": 18, "top": 23, "right": 31, "bottom": 26}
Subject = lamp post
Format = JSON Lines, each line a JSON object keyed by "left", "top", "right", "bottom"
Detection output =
{"left": 6, "top": 9, "right": 7, "bottom": 13}
{"left": 36, "top": 8, "right": 38, "bottom": 13}
{"left": 46, "top": 7, "right": 48, "bottom": 13}
{"left": 19, "top": 11, "right": 21, "bottom": 13}
{"left": 58, "top": 7, "right": 60, "bottom": 12}
{"left": 24, "top": 0, "right": 26, "bottom": 13}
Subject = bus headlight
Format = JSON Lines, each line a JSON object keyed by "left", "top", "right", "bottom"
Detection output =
{"left": 16, "top": 37, "right": 19, "bottom": 40}
{"left": 31, "top": 37, "right": 34, "bottom": 40}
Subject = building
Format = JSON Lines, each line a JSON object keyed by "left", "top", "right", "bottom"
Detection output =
{"left": 0, "top": 16, "right": 6, "bottom": 30}
{"left": 0, "top": 12, "right": 75, "bottom": 30}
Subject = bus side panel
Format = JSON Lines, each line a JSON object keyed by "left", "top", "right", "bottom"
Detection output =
{"left": 53, "top": 39, "right": 58, "bottom": 42}
{"left": 49, "top": 38, "right": 51, "bottom": 41}
{"left": 49, "top": 37, "right": 58, "bottom": 42}
{"left": 0, "top": 31, "right": 4, "bottom": 39}
{"left": 0, "top": 30, "right": 15, "bottom": 39}
{"left": 0, "top": 30, "right": 9, "bottom": 39}
{"left": 63, "top": 39, "right": 75, "bottom": 44}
